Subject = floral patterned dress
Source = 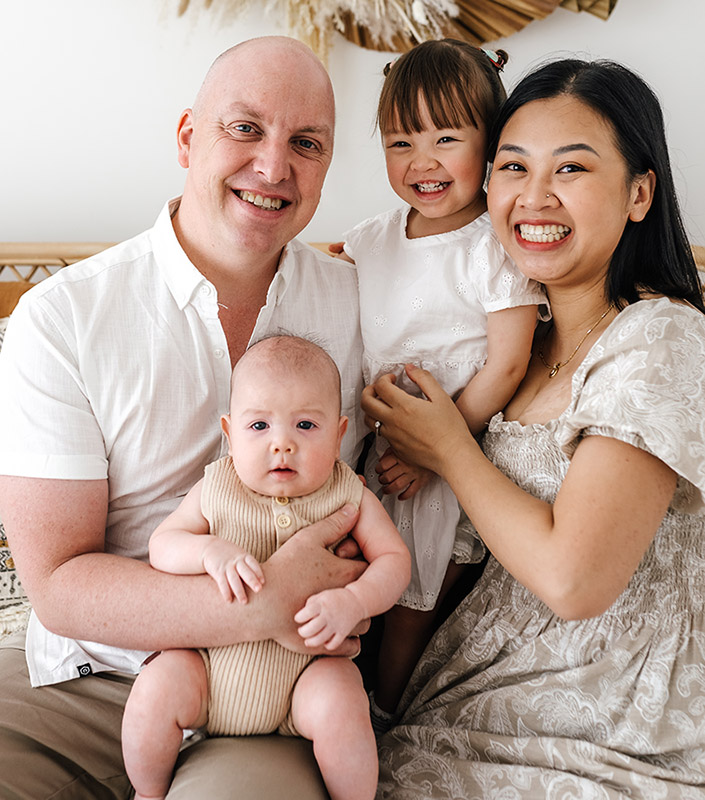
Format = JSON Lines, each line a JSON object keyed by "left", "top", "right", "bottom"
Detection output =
{"left": 377, "top": 298, "right": 705, "bottom": 799}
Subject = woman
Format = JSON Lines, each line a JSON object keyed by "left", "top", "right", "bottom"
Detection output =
{"left": 363, "top": 59, "right": 705, "bottom": 798}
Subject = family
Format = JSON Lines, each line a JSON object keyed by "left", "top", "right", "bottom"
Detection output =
{"left": 0, "top": 31, "right": 703, "bottom": 800}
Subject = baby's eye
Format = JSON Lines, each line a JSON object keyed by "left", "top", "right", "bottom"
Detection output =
{"left": 251, "top": 421, "right": 268, "bottom": 431}
{"left": 297, "top": 420, "right": 316, "bottom": 430}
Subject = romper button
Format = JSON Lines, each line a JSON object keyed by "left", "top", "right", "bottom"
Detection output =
{"left": 275, "top": 496, "right": 289, "bottom": 505}
{"left": 277, "top": 515, "right": 292, "bottom": 528}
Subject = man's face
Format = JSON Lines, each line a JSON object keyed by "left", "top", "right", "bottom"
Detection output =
{"left": 177, "top": 40, "right": 335, "bottom": 265}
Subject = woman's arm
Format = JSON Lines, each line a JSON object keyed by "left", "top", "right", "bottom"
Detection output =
{"left": 456, "top": 305, "right": 536, "bottom": 435}
{"left": 363, "top": 366, "right": 676, "bottom": 619}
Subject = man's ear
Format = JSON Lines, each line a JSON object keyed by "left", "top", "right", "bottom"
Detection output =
{"left": 176, "top": 109, "right": 195, "bottom": 169}
{"left": 337, "top": 416, "right": 349, "bottom": 455}
{"left": 221, "top": 414, "right": 233, "bottom": 455}
{"left": 628, "top": 169, "right": 656, "bottom": 223}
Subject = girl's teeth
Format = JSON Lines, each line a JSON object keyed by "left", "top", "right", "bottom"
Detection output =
{"left": 237, "top": 190, "right": 283, "bottom": 210}
{"left": 416, "top": 182, "right": 448, "bottom": 193}
{"left": 519, "top": 223, "right": 571, "bottom": 243}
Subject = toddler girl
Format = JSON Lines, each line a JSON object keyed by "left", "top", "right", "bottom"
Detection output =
{"left": 340, "top": 40, "right": 546, "bottom": 723}
{"left": 121, "top": 336, "right": 410, "bottom": 800}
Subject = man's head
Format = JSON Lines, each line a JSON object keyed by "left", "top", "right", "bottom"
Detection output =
{"left": 175, "top": 37, "right": 335, "bottom": 271}
{"left": 222, "top": 336, "right": 348, "bottom": 498}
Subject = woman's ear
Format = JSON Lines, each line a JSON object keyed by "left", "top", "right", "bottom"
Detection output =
{"left": 628, "top": 169, "right": 656, "bottom": 223}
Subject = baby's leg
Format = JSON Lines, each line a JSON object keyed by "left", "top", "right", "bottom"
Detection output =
{"left": 291, "top": 657, "right": 376, "bottom": 800}
{"left": 122, "top": 649, "right": 208, "bottom": 800}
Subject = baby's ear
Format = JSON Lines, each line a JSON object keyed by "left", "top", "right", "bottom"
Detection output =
{"left": 221, "top": 414, "right": 233, "bottom": 454}
{"left": 337, "top": 416, "right": 349, "bottom": 452}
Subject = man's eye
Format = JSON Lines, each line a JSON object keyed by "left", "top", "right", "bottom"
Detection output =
{"left": 234, "top": 123, "right": 255, "bottom": 133}
{"left": 297, "top": 139, "right": 318, "bottom": 151}
{"left": 297, "top": 420, "right": 315, "bottom": 430}
{"left": 251, "top": 421, "right": 268, "bottom": 431}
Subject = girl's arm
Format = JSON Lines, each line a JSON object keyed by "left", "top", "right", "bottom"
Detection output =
{"left": 363, "top": 366, "right": 676, "bottom": 620}
{"left": 150, "top": 479, "right": 264, "bottom": 603}
{"left": 456, "top": 304, "right": 537, "bottom": 435}
{"left": 295, "top": 487, "right": 411, "bottom": 649}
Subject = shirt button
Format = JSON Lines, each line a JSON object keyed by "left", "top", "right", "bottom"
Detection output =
{"left": 276, "top": 515, "right": 292, "bottom": 528}
{"left": 200, "top": 284, "right": 212, "bottom": 296}
{"left": 213, "top": 348, "right": 225, "bottom": 359}
{"left": 275, "top": 496, "right": 289, "bottom": 506}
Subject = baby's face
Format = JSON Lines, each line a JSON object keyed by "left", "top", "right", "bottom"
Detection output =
{"left": 223, "top": 366, "right": 347, "bottom": 498}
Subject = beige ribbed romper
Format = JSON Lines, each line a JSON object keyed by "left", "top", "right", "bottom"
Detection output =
{"left": 200, "top": 456, "right": 363, "bottom": 737}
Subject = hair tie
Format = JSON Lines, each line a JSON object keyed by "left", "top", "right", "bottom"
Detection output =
{"left": 482, "top": 48, "right": 505, "bottom": 72}
{"left": 383, "top": 56, "right": 400, "bottom": 76}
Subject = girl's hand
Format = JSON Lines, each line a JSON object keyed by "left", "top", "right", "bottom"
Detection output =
{"left": 362, "top": 365, "right": 475, "bottom": 476}
{"left": 202, "top": 539, "right": 265, "bottom": 604}
{"left": 376, "top": 446, "right": 434, "bottom": 499}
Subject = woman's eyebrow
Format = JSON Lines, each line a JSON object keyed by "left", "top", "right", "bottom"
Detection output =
{"left": 497, "top": 143, "right": 600, "bottom": 157}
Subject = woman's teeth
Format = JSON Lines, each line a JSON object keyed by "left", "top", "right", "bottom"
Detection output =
{"left": 415, "top": 181, "right": 449, "bottom": 193}
{"left": 237, "top": 190, "right": 283, "bottom": 210}
{"left": 519, "top": 224, "right": 570, "bottom": 243}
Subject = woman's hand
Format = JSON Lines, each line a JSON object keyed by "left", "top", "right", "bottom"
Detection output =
{"left": 362, "top": 364, "right": 477, "bottom": 478}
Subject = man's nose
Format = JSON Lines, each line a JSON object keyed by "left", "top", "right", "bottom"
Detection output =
{"left": 253, "top": 138, "right": 291, "bottom": 184}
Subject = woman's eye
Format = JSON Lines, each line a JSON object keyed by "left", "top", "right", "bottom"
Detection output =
{"left": 251, "top": 421, "right": 267, "bottom": 431}
{"left": 297, "top": 420, "right": 316, "bottom": 430}
{"left": 497, "top": 162, "right": 525, "bottom": 173}
{"left": 558, "top": 163, "right": 586, "bottom": 173}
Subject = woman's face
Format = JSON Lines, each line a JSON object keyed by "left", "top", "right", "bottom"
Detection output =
{"left": 488, "top": 95, "right": 653, "bottom": 291}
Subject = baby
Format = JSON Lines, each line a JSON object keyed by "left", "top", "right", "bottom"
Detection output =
{"left": 121, "top": 335, "right": 411, "bottom": 800}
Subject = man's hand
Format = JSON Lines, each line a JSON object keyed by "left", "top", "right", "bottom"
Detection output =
{"left": 262, "top": 503, "right": 369, "bottom": 656}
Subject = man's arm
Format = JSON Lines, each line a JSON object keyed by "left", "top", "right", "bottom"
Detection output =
{"left": 0, "top": 475, "right": 366, "bottom": 655}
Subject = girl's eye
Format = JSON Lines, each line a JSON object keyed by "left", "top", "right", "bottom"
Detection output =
{"left": 388, "top": 140, "right": 410, "bottom": 148}
{"left": 251, "top": 421, "right": 268, "bottom": 431}
{"left": 438, "top": 136, "right": 458, "bottom": 144}
{"left": 297, "top": 420, "right": 316, "bottom": 430}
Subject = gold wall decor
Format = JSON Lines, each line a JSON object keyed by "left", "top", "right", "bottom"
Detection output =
{"left": 175, "top": 0, "right": 619, "bottom": 58}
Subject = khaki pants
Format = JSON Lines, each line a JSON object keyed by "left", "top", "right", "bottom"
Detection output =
{"left": 0, "top": 634, "right": 328, "bottom": 799}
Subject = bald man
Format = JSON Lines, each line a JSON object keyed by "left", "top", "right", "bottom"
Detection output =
{"left": 0, "top": 37, "right": 365, "bottom": 799}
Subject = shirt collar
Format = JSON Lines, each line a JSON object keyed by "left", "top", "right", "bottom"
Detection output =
{"left": 150, "top": 197, "right": 301, "bottom": 311}
{"left": 151, "top": 197, "right": 209, "bottom": 311}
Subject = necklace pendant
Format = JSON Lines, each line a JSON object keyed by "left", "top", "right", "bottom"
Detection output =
{"left": 548, "top": 364, "right": 560, "bottom": 379}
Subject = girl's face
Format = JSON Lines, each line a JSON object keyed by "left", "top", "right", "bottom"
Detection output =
{"left": 383, "top": 99, "right": 488, "bottom": 238}
{"left": 488, "top": 95, "right": 654, "bottom": 292}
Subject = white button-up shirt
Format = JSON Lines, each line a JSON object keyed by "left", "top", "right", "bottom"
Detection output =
{"left": 0, "top": 198, "right": 364, "bottom": 686}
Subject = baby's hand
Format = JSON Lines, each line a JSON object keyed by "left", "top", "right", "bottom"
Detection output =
{"left": 202, "top": 538, "right": 264, "bottom": 604}
{"left": 376, "top": 446, "right": 434, "bottom": 499}
{"left": 294, "top": 587, "right": 365, "bottom": 651}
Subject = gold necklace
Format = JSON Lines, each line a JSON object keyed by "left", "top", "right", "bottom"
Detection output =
{"left": 538, "top": 303, "right": 615, "bottom": 379}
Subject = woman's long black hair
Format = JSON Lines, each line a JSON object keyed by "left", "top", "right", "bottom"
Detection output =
{"left": 487, "top": 59, "right": 704, "bottom": 312}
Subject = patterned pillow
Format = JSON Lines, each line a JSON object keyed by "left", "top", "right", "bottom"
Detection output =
{"left": 0, "top": 316, "right": 31, "bottom": 638}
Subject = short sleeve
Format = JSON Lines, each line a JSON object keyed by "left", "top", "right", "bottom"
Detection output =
{"left": 556, "top": 300, "right": 705, "bottom": 513}
{"left": 0, "top": 290, "right": 108, "bottom": 479}
{"left": 471, "top": 228, "right": 547, "bottom": 316}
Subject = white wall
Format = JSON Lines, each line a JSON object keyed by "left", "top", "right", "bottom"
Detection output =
{"left": 1, "top": 0, "right": 703, "bottom": 245}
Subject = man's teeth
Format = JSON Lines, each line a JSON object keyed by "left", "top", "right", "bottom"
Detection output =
{"left": 519, "top": 224, "right": 570, "bottom": 243}
{"left": 415, "top": 181, "right": 448, "bottom": 193}
{"left": 237, "top": 190, "right": 283, "bottom": 210}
